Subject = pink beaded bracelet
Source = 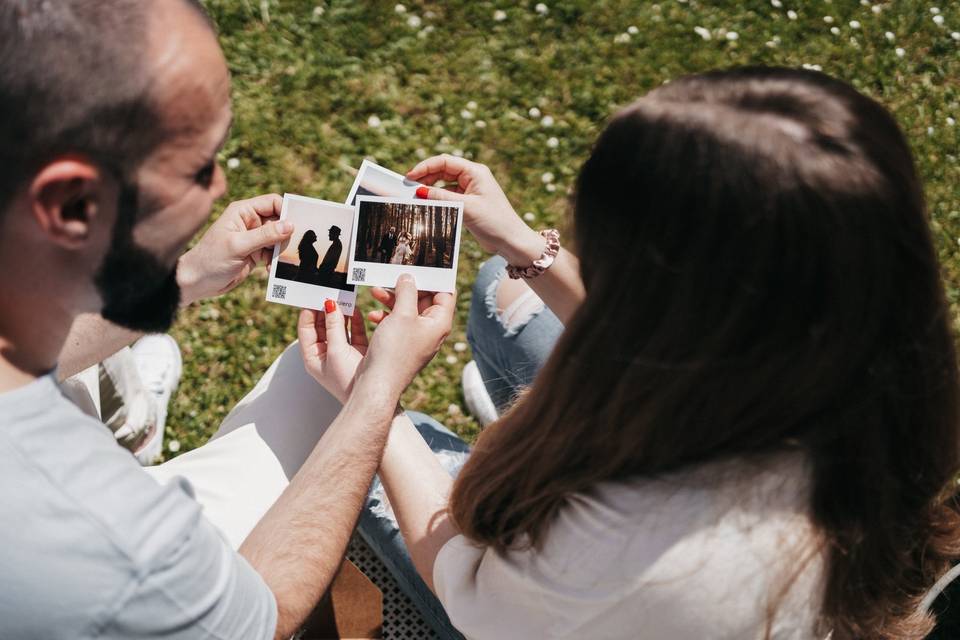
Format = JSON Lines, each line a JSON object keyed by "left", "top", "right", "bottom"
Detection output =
{"left": 505, "top": 229, "right": 561, "bottom": 280}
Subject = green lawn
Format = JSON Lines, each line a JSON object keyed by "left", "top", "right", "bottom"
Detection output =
{"left": 164, "top": 0, "right": 960, "bottom": 458}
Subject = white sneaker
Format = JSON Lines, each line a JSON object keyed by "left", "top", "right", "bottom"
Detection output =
{"left": 130, "top": 334, "right": 182, "bottom": 464}
{"left": 461, "top": 360, "right": 499, "bottom": 427}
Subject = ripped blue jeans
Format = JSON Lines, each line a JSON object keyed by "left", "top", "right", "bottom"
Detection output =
{"left": 356, "top": 255, "right": 563, "bottom": 638}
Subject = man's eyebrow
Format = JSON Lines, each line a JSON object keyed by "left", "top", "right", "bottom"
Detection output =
{"left": 214, "top": 115, "right": 234, "bottom": 154}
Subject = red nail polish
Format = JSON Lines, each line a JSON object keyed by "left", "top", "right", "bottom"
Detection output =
{"left": 324, "top": 299, "right": 336, "bottom": 313}
{"left": 415, "top": 186, "right": 430, "bottom": 199}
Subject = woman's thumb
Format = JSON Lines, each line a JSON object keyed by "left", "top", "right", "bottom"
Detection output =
{"left": 415, "top": 185, "right": 460, "bottom": 201}
{"left": 323, "top": 299, "right": 347, "bottom": 348}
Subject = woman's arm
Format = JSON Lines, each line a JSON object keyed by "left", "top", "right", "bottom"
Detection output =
{"left": 377, "top": 412, "right": 459, "bottom": 592}
{"left": 408, "top": 155, "right": 586, "bottom": 324}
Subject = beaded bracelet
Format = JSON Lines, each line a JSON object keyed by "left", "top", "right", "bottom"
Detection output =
{"left": 505, "top": 229, "right": 561, "bottom": 280}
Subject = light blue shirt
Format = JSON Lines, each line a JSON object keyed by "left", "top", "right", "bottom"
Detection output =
{"left": 0, "top": 375, "right": 277, "bottom": 639}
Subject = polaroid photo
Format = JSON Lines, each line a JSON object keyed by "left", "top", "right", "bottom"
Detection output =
{"left": 347, "top": 196, "right": 464, "bottom": 293}
{"left": 265, "top": 194, "right": 358, "bottom": 316}
{"left": 344, "top": 159, "right": 423, "bottom": 206}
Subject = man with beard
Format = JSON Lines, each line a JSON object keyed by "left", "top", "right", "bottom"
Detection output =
{"left": 0, "top": 1, "right": 454, "bottom": 638}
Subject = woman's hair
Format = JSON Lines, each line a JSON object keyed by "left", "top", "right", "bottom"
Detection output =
{"left": 449, "top": 67, "right": 960, "bottom": 638}
{"left": 298, "top": 229, "right": 317, "bottom": 253}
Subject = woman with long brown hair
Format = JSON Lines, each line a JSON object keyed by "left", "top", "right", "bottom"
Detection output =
{"left": 309, "top": 67, "right": 960, "bottom": 638}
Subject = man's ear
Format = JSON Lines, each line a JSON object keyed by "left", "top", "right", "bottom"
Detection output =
{"left": 28, "top": 157, "right": 112, "bottom": 250}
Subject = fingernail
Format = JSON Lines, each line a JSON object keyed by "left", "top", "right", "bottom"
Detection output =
{"left": 279, "top": 221, "right": 293, "bottom": 233}
{"left": 324, "top": 299, "right": 336, "bottom": 313}
{"left": 397, "top": 274, "right": 415, "bottom": 285}
{"left": 415, "top": 186, "right": 430, "bottom": 199}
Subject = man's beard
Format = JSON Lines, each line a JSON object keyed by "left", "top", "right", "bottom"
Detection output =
{"left": 94, "top": 183, "right": 181, "bottom": 333}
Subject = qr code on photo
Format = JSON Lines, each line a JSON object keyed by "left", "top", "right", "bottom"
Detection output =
{"left": 272, "top": 284, "right": 286, "bottom": 300}
{"left": 352, "top": 267, "right": 366, "bottom": 283}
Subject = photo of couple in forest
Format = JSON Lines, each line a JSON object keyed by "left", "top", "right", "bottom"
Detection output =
{"left": 353, "top": 200, "right": 459, "bottom": 269}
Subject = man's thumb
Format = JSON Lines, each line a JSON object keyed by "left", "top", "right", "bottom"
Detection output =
{"left": 236, "top": 220, "right": 294, "bottom": 255}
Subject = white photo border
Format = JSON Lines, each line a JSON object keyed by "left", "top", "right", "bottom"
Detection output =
{"left": 344, "top": 159, "right": 422, "bottom": 206}
{"left": 265, "top": 193, "right": 358, "bottom": 316}
{"left": 346, "top": 195, "right": 464, "bottom": 293}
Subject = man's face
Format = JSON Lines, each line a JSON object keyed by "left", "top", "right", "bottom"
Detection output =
{"left": 95, "top": 3, "right": 232, "bottom": 331}
{"left": 390, "top": 226, "right": 396, "bottom": 234}
{"left": 328, "top": 227, "right": 339, "bottom": 240}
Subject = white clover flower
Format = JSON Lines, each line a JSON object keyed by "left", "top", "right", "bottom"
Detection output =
{"left": 447, "top": 403, "right": 461, "bottom": 414}
{"left": 930, "top": 7, "right": 940, "bottom": 14}
{"left": 895, "top": 47, "right": 906, "bottom": 57}
{"left": 475, "top": 120, "right": 487, "bottom": 129}
{"left": 546, "top": 183, "right": 557, "bottom": 192}
{"left": 445, "top": 355, "right": 458, "bottom": 365}
{"left": 765, "top": 39, "right": 778, "bottom": 47}
{"left": 694, "top": 26, "right": 712, "bottom": 40}
{"left": 466, "top": 100, "right": 478, "bottom": 110}
{"left": 628, "top": 25, "right": 639, "bottom": 35}
{"left": 947, "top": 117, "right": 956, "bottom": 126}
{"left": 771, "top": 0, "right": 782, "bottom": 7}
{"left": 226, "top": 157, "right": 240, "bottom": 170}
{"left": 849, "top": 20, "right": 861, "bottom": 29}
{"left": 614, "top": 32, "right": 631, "bottom": 44}
{"left": 830, "top": 26, "right": 840, "bottom": 35}
{"left": 417, "top": 25, "right": 434, "bottom": 39}
{"left": 415, "top": 147, "right": 428, "bottom": 159}
{"left": 547, "top": 136, "right": 559, "bottom": 148}
{"left": 871, "top": 5, "right": 881, "bottom": 14}
{"left": 823, "top": 15, "right": 833, "bottom": 23}
{"left": 528, "top": 106, "right": 541, "bottom": 118}
{"left": 541, "top": 115, "right": 555, "bottom": 127}
{"left": 523, "top": 211, "right": 536, "bottom": 222}
{"left": 726, "top": 31, "right": 739, "bottom": 41}
{"left": 541, "top": 172, "right": 555, "bottom": 184}
{"left": 367, "top": 115, "right": 382, "bottom": 128}
{"left": 885, "top": 31, "right": 895, "bottom": 42}
{"left": 407, "top": 14, "right": 421, "bottom": 28}
{"left": 493, "top": 9, "right": 507, "bottom": 21}
{"left": 313, "top": 6, "right": 325, "bottom": 17}
{"left": 772, "top": 35, "right": 782, "bottom": 44}
{"left": 167, "top": 440, "right": 181, "bottom": 453}
{"left": 460, "top": 109, "right": 474, "bottom": 120}
{"left": 859, "top": 0, "right": 869, "bottom": 6}
{"left": 952, "top": 32, "right": 960, "bottom": 41}
{"left": 933, "top": 14, "right": 945, "bottom": 26}
{"left": 454, "top": 341, "right": 468, "bottom": 352}
{"left": 928, "top": 126, "right": 935, "bottom": 136}
{"left": 787, "top": 10, "right": 798, "bottom": 20}
{"left": 535, "top": 3, "right": 549, "bottom": 15}
{"left": 452, "top": 148, "right": 464, "bottom": 157}
{"left": 394, "top": 3, "right": 406, "bottom": 13}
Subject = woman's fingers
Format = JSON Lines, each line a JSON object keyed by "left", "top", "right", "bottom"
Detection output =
{"left": 297, "top": 309, "right": 327, "bottom": 360}
{"left": 323, "top": 300, "right": 348, "bottom": 349}
{"left": 350, "top": 309, "right": 369, "bottom": 347}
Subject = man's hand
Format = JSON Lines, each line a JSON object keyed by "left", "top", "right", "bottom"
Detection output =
{"left": 177, "top": 194, "right": 293, "bottom": 305}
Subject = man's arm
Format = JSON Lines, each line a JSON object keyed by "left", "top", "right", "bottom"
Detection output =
{"left": 237, "top": 376, "right": 397, "bottom": 640}
{"left": 57, "top": 314, "right": 142, "bottom": 381}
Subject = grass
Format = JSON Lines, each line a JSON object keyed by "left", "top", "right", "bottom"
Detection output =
{"left": 164, "top": 0, "right": 960, "bottom": 459}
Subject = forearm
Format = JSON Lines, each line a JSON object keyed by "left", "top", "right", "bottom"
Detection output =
{"left": 239, "top": 380, "right": 399, "bottom": 640}
{"left": 497, "top": 223, "right": 585, "bottom": 324}
{"left": 377, "top": 413, "right": 459, "bottom": 593}
{"left": 57, "top": 314, "right": 142, "bottom": 381}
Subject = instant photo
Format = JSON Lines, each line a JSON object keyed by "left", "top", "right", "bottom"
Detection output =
{"left": 345, "top": 159, "right": 423, "bottom": 206}
{"left": 347, "top": 196, "right": 464, "bottom": 293}
{"left": 266, "top": 194, "right": 358, "bottom": 315}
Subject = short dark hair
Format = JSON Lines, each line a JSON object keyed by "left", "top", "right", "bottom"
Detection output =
{"left": 0, "top": 0, "right": 212, "bottom": 213}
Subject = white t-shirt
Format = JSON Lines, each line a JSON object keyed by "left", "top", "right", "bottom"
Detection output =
{"left": 0, "top": 375, "right": 277, "bottom": 639}
{"left": 434, "top": 453, "right": 824, "bottom": 639}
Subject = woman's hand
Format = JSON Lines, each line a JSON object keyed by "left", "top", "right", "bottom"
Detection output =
{"left": 298, "top": 275, "right": 456, "bottom": 403}
{"left": 298, "top": 300, "right": 369, "bottom": 404}
{"left": 407, "top": 155, "right": 545, "bottom": 267}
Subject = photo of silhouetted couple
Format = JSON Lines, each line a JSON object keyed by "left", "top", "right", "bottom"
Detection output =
{"left": 353, "top": 200, "right": 459, "bottom": 269}
{"left": 274, "top": 197, "right": 355, "bottom": 292}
